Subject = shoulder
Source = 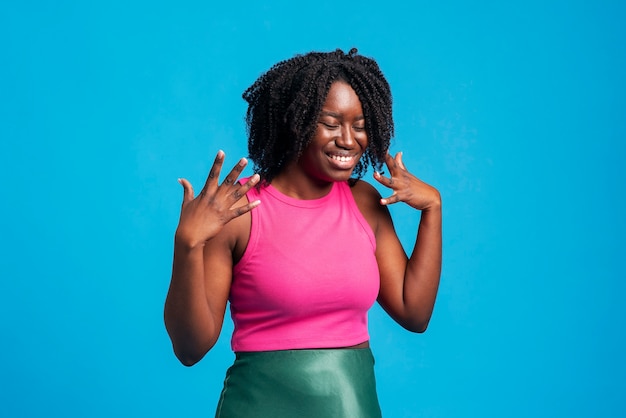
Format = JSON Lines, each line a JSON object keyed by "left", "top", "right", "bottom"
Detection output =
{"left": 348, "top": 179, "right": 390, "bottom": 234}
{"left": 349, "top": 179, "right": 382, "bottom": 206}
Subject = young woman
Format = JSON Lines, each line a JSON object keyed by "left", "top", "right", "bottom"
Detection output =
{"left": 164, "top": 48, "right": 442, "bottom": 417}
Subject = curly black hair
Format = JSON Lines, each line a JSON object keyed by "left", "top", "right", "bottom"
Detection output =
{"left": 243, "top": 48, "right": 394, "bottom": 184}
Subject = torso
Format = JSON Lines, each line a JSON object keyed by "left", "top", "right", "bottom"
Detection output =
{"left": 226, "top": 179, "right": 383, "bottom": 351}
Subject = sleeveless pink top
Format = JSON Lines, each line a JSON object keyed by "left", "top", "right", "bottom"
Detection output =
{"left": 229, "top": 180, "right": 380, "bottom": 352}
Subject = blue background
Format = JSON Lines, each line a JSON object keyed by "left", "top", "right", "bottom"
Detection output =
{"left": 2, "top": 1, "right": 625, "bottom": 417}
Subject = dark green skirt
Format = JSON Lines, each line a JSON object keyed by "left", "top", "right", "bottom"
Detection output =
{"left": 215, "top": 348, "right": 382, "bottom": 418}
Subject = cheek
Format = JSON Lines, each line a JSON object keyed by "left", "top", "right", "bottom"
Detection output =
{"left": 314, "top": 127, "right": 334, "bottom": 142}
{"left": 358, "top": 134, "right": 369, "bottom": 150}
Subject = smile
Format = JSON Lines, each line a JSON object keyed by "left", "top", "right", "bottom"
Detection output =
{"left": 328, "top": 154, "right": 355, "bottom": 163}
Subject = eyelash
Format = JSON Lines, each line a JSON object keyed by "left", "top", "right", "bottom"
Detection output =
{"left": 319, "top": 122, "right": 365, "bottom": 131}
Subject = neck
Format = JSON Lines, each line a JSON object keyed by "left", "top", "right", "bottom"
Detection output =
{"left": 271, "top": 165, "right": 334, "bottom": 200}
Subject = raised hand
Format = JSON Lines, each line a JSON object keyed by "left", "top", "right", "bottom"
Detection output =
{"left": 175, "top": 150, "right": 261, "bottom": 249}
{"left": 373, "top": 152, "right": 441, "bottom": 211}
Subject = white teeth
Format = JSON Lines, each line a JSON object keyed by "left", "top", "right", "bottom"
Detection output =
{"left": 330, "top": 155, "right": 352, "bottom": 162}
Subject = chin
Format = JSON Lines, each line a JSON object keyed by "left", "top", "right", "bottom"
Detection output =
{"left": 325, "top": 169, "right": 356, "bottom": 183}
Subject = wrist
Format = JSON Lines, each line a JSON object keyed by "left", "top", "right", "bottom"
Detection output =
{"left": 423, "top": 199, "right": 441, "bottom": 213}
{"left": 174, "top": 231, "right": 206, "bottom": 253}
{"left": 421, "top": 191, "right": 442, "bottom": 213}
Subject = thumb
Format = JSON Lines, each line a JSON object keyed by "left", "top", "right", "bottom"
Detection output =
{"left": 178, "top": 178, "right": 194, "bottom": 203}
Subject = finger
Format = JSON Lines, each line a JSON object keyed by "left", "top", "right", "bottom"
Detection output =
{"left": 178, "top": 178, "right": 195, "bottom": 203}
{"left": 220, "top": 157, "right": 248, "bottom": 190}
{"left": 385, "top": 151, "right": 405, "bottom": 173}
{"left": 200, "top": 150, "right": 225, "bottom": 195}
{"left": 384, "top": 152, "right": 396, "bottom": 171}
{"left": 380, "top": 193, "right": 401, "bottom": 206}
{"left": 373, "top": 170, "right": 386, "bottom": 184}
{"left": 230, "top": 199, "right": 261, "bottom": 219}
{"left": 373, "top": 170, "right": 395, "bottom": 189}
{"left": 229, "top": 173, "right": 261, "bottom": 202}
{"left": 395, "top": 151, "right": 406, "bottom": 170}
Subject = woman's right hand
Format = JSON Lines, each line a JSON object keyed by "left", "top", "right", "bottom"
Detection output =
{"left": 175, "top": 150, "right": 261, "bottom": 250}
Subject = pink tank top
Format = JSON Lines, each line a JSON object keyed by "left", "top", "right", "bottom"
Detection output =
{"left": 229, "top": 180, "right": 380, "bottom": 352}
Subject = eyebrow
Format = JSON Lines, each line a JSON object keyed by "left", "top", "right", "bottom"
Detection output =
{"left": 319, "top": 111, "right": 365, "bottom": 120}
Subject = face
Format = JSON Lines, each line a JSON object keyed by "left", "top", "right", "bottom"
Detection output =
{"left": 297, "top": 81, "right": 368, "bottom": 184}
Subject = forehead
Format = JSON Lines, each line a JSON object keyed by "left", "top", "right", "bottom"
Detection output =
{"left": 321, "top": 81, "right": 363, "bottom": 114}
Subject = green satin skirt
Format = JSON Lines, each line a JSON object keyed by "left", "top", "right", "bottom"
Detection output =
{"left": 214, "top": 348, "right": 382, "bottom": 418}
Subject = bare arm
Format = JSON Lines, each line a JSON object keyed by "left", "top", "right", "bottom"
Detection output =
{"left": 358, "top": 152, "right": 442, "bottom": 332}
{"left": 164, "top": 151, "right": 260, "bottom": 366}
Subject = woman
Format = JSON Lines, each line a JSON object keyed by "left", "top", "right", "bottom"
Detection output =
{"left": 164, "top": 48, "right": 441, "bottom": 417}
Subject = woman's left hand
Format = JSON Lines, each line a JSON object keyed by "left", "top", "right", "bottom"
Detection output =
{"left": 373, "top": 152, "right": 441, "bottom": 211}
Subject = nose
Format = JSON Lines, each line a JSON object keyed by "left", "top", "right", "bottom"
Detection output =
{"left": 335, "top": 125, "right": 356, "bottom": 149}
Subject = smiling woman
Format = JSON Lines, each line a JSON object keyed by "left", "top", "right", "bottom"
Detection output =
{"left": 164, "top": 48, "right": 442, "bottom": 417}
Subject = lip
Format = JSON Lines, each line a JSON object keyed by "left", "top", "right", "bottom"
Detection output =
{"left": 326, "top": 152, "right": 359, "bottom": 170}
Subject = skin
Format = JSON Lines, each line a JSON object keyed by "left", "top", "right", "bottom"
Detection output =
{"left": 271, "top": 81, "right": 368, "bottom": 199}
{"left": 164, "top": 81, "right": 442, "bottom": 366}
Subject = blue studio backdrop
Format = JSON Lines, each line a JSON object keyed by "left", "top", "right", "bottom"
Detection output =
{"left": 1, "top": 1, "right": 625, "bottom": 417}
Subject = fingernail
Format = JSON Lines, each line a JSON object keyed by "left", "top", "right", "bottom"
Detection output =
{"left": 239, "top": 158, "right": 247, "bottom": 166}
